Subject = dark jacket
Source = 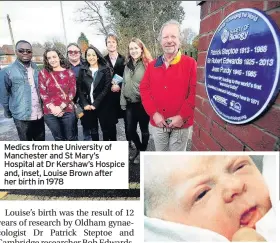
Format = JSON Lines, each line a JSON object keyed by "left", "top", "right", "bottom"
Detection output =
{"left": 104, "top": 53, "right": 125, "bottom": 120}
{"left": 70, "top": 58, "right": 87, "bottom": 79}
{"left": 70, "top": 58, "right": 86, "bottom": 103}
{"left": 76, "top": 64, "right": 112, "bottom": 110}
{"left": 104, "top": 53, "right": 125, "bottom": 87}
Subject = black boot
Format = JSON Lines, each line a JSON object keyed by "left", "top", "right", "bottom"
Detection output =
{"left": 141, "top": 132, "right": 150, "bottom": 151}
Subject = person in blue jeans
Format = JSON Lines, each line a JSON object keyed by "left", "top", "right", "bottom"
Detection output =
{"left": 39, "top": 48, "right": 77, "bottom": 141}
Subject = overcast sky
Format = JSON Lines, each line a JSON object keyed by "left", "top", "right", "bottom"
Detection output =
{"left": 0, "top": 1, "right": 201, "bottom": 52}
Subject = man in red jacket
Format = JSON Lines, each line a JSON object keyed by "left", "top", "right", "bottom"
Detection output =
{"left": 140, "top": 19, "right": 197, "bottom": 151}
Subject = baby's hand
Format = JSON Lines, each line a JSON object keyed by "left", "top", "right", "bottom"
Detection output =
{"left": 232, "top": 227, "right": 266, "bottom": 241}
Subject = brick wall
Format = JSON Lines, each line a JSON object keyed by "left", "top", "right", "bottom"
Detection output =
{"left": 193, "top": 1, "right": 280, "bottom": 151}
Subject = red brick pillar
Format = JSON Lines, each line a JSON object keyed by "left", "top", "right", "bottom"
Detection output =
{"left": 193, "top": 1, "right": 280, "bottom": 151}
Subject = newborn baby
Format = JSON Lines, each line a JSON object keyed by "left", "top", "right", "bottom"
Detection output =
{"left": 144, "top": 155, "right": 272, "bottom": 241}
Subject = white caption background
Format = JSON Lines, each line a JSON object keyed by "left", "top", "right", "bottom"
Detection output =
{"left": 0, "top": 201, "right": 142, "bottom": 242}
{"left": 0, "top": 141, "right": 129, "bottom": 189}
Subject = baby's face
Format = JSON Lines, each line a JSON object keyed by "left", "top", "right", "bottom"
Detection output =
{"left": 165, "top": 155, "right": 271, "bottom": 240}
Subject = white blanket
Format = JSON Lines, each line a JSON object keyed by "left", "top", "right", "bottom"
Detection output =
{"left": 144, "top": 216, "right": 229, "bottom": 242}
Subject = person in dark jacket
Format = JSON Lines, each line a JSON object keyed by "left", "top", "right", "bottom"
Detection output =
{"left": 67, "top": 43, "right": 86, "bottom": 140}
{"left": 104, "top": 33, "right": 130, "bottom": 142}
{"left": 77, "top": 45, "right": 113, "bottom": 141}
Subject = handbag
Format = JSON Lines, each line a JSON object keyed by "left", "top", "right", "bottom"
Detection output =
{"left": 72, "top": 102, "right": 84, "bottom": 119}
{"left": 50, "top": 72, "right": 84, "bottom": 119}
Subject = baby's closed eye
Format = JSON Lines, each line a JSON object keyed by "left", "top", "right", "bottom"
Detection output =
{"left": 195, "top": 189, "right": 210, "bottom": 202}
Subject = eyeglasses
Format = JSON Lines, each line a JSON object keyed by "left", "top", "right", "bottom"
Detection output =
{"left": 68, "top": 50, "right": 80, "bottom": 55}
{"left": 17, "top": 49, "right": 32, "bottom": 54}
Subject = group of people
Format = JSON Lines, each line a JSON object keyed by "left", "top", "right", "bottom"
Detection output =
{"left": 0, "top": 19, "right": 197, "bottom": 161}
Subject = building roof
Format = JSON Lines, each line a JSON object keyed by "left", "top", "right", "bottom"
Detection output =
{"left": 0, "top": 45, "right": 14, "bottom": 55}
{"left": 0, "top": 45, "right": 44, "bottom": 56}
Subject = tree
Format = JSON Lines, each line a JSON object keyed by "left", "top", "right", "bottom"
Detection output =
{"left": 181, "top": 28, "right": 198, "bottom": 60}
{"left": 182, "top": 34, "right": 199, "bottom": 60}
{"left": 32, "top": 42, "right": 43, "bottom": 48}
{"left": 76, "top": 1, "right": 185, "bottom": 57}
{"left": 43, "top": 38, "right": 67, "bottom": 56}
{"left": 77, "top": 32, "right": 89, "bottom": 57}
{"left": 43, "top": 41, "right": 53, "bottom": 50}
{"left": 53, "top": 39, "right": 67, "bottom": 56}
{"left": 182, "top": 28, "right": 197, "bottom": 45}
{"left": 104, "top": 1, "right": 185, "bottom": 57}
{"left": 190, "top": 34, "right": 199, "bottom": 60}
{"left": 76, "top": 1, "right": 112, "bottom": 35}
{"left": 192, "top": 34, "right": 199, "bottom": 50}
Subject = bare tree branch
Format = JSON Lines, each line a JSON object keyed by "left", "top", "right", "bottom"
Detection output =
{"left": 75, "top": 1, "right": 109, "bottom": 36}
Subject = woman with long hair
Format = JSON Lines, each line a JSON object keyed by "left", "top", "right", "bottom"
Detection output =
{"left": 39, "top": 48, "right": 77, "bottom": 141}
{"left": 120, "top": 37, "right": 153, "bottom": 163}
{"left": 76, "top": 45, "right": 113, "bottom": 141}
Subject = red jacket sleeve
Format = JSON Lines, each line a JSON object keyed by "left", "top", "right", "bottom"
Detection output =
{"left": 178, "top": 58, "right": 197, "bottom": 121}
{"left": 139, "top": 62, "right": 157, "bottom": 117}
{"left": 39, "top": 69, "right": 53, "bottom": 107}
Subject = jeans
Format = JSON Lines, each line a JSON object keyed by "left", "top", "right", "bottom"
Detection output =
{"left": 13, "top": 117, "right": 45, "bottom": 141}
{"left": 44, "top": 112, "right": 77, "bottom": 141}
{"left": 126, "top": 102, "right": 149, "bottom": 151}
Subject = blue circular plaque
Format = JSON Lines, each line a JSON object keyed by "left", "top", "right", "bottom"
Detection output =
{"left": 205, "top": 8, "right": 280, "bottom": 124}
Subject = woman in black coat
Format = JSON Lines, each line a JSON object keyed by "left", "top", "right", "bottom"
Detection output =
{"left": 77, "top": 45, "right": 113, "bottom": 141}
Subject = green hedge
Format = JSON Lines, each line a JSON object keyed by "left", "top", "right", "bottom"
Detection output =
{"left": 37, "top": 64, "right": 44, "bottom": 71}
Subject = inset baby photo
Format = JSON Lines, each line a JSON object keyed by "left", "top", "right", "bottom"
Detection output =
{"left": 144, "top": 153, "right": 278, "bottom": 242}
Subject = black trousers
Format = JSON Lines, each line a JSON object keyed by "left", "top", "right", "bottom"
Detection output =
{"left": 13, "top": 117, "right": 45, "bottom": 141}
{"left": 126, "top": 102, "right": 149, "bottom": 151}
{"left": 107, "top": 91, "right": 128, "bottom": 141}
{"left": 108, "top": 124, "right": 117, "bottom": 141}
{"left": 107, "top": 115, "right": 129, "bottom": 141}
{"left": 81, "top": 109, "right": 112, "bottom": 141}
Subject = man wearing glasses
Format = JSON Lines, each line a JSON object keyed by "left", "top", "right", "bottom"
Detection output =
{"left": 67, "top": 43, "right": 85, "bottom": 79}
{"left": 67, "top": 43, "right": 86, "bottom": 140}
{"left": 0, "top": 40, "right": 45, "bottom": 141}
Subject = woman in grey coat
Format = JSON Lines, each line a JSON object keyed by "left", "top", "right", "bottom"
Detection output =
{"left": 120, "top": 38, "right": 153, "bottom": 163}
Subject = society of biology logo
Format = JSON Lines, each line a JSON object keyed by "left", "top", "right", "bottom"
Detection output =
{"left": 221, "top": 28, "right": 230, "bottom": 43}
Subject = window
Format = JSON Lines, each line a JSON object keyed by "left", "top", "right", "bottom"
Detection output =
{"left": 0, "top": 56, "right": 7, "bottom": 61}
